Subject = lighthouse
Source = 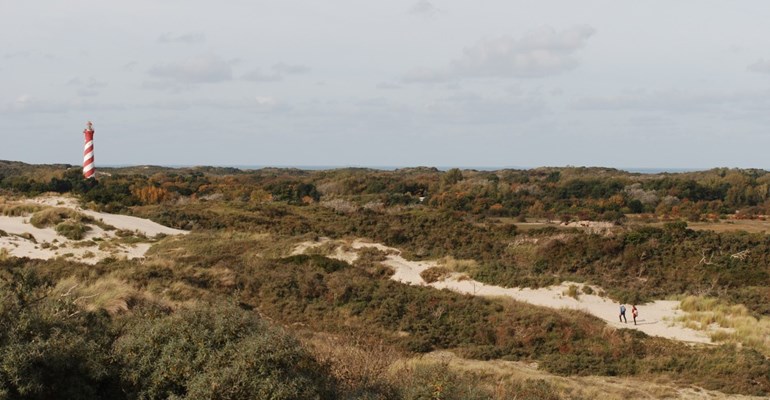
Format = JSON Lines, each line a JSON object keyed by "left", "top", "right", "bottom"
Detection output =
{"left": 83, "top": 121, "right": 96, "bottom": 179}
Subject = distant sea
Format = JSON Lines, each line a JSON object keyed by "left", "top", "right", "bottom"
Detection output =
{"left": 105, "top": 165, "right": 707, "bottom": 174}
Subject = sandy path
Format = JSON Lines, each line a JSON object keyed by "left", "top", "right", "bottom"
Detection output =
{"left": 296, "top": 238, "right": 713, "bottom": 345}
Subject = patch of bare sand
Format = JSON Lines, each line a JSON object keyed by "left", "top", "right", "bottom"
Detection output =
{"left": 0, "top": 194, "right": 187, "bottom": 264}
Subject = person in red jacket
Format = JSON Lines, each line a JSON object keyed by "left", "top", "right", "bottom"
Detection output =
{"left": 632, "top": 305, "right": 639, "bottom": 325}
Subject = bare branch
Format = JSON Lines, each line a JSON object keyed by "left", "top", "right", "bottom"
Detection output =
{"left": 696, "top": 248, "right": 715, "bottom": 267}
{"left": 60, "top": 284, "right": 79, "bottom": 297}
{"left": 72, "top": 293, "right": 100, "bottom": 303}
{"left": 731, "top": 250, "right": 750, "bottom": 261}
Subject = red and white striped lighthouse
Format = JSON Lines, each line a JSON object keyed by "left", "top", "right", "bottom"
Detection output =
{"left": 82, "top": 121, "right": 96, "bottom": 179}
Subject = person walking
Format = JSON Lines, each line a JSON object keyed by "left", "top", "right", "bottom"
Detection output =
{"left": 632, "top": 305, "right": 638, "bottom": 325}
{"left": 619, "top": 304, "right": 627, "bottom": 323}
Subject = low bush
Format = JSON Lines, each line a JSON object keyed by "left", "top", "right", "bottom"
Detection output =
{"left": 55, "top": 221, "right": 91, "bottom": 240}
{"left": 115, "top": 303, "right": 337, "bottom": 400}
{"left": 420, "top": 266, "right": 451, "bottom": 283}
{"left": 29, "top": 207, "right": 86, "bottom": 228}
{"left": 280, "top": 254, "right": 350, "bottom": 273}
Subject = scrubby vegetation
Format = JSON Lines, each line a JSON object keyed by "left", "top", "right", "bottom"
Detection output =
{"left": 3, "top": 160, "right": 770, "bottom": 398}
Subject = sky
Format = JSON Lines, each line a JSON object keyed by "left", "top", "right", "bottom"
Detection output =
{"left": 2, "top": 0, "right": 770, "bottom": 169}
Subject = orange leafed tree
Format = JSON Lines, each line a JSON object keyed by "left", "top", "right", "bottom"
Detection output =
{"left": 132, "top": 185, "right": 173, "bottom": 205}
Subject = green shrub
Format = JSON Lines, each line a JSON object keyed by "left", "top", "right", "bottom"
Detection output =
{"left": 280, "top": 254, "right": 350, "bottom": 273}
{"left": 564, "top": 284, "right": 580, "bottom": 299}
{"left": 394, "top": 362, "right": 487, "bottom": 400}
{"left": 114, "top": 303, "right": 337, "bottom": 400}
{"left": 55, "top": 222, "right": 91, "bottom": 240}
{"left": 29, "top": 207, "right": 82, "bottom": 228}
{"left": 0, "top": 203, "right": 42, "bottom": 217}
{"left": 420, "top": 267, "right": 450, "bottom": 283}
{"left": 0, "top": 269, "right": 118, "bottom": 399}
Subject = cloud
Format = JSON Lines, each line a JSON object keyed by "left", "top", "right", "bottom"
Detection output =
{"left": 148, "top": 55, "right": 232, "bottom": 84}
{"left": 2, "top": 95, "right": 66, "bottom": 114}
{"left": 252, "top": 96, "right": 293, "bottom": 114}
{"left": 68, "top": 77, "right": 107, "bottom": 90}
{"left": 408, "top": 0, "right": 441, "bottom": 18}
{"left": 255, "top": 96, "right": 277, "bottom": 106}
{"left": 401, "top": 67, "right": 450, "bottom": 83}
{"left": 376, "top": 82, "right": 402, "bottom": 90}
{"left": 272, "top": 62, "right": 310, "bottom": 75}
{"left": 241, "top": 62, "right": 310, "bottom": 82}
{"left": 575, "top": 89, "right": 770, "bottom": 121}
{"left": 402, "top": 25, "right": 595, "bottom": 83}
{"left": 2, "top": 51, "right": 30, "bottom": 60}
{"left": 419, "top": 91, "right": 547, "bottom": 125}
{"left": 748, "top": 59, "right": 770, "bottom": 74}
{"left": 123, "top": 61, "right": 138, "bottom": 71}
{"left": 452, "top": 25, "right": 595, "bottom": 78}
{"left": 0, "top": 95, "right": 122, "bottom": 114}
{"left": 158, "top": 32, "right": 206, "bottom": 44}
{"left": 77, "top": 89, "right": 100, "bottom": 97}
{"left": 242, "top": 68, "right": 282, "bottom": 82}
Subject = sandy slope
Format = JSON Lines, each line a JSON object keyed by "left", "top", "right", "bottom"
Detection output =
{"left": 0, "top": 195, "right": 187, "bottom": 264}
{"left": 295, "top": 238, "right": 713, "bottom": 345}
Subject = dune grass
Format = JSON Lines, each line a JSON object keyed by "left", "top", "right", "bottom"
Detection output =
{"left": 420, "top": 266, "right": 451, "bottom": 283}
{"left": 0, "top": 201, "right": 44, "bottom": 217}
{"left": 55, "top": 275, "right": 145, "bottom": 315}
{"left": 438, "top": 256, "right": 480, "bottom": 274}
{"left": 30, "top": 207, "right": 80, "bottom": 228}
{"left": 564, "top": 284, "right": 581, "bottom": 300}
{"left": 678, "top": 295, "right": 770, "bottom": 356}
{"left": 55, "top": 221, "right": 91, "bottom": 240}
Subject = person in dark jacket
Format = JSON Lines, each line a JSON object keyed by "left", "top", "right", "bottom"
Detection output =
{"left": 619, "top": 304, "right": 627, "bottom": 323}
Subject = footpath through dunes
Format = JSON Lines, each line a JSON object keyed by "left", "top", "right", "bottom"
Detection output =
{"left": 0, "top": 194, "right": 187, "bottom": 264}
{"left": 293, "top": 238, "right": 714, "bottom": 345}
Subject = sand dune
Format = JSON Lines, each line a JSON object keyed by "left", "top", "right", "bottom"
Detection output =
{"left": 0, "top": 195, "right": 187, "bottom": 264}
{"left": 295, "top": 238, "right": 714, "bottom": 345}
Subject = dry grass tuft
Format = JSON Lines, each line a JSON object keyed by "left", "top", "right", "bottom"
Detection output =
{"left": 678, "top": 295, "right": 770, "bottom": 356}
{"left": 304, "top": 332, "right": 401, "bottom": 396}
{"left": 29, "top": 207, "right": 87, "bottom": 228}
{"left": 0, "top": 202, "right": 43, "bottom": 217}
{"left": 55, "top": 276, "right": 142, "bottom": 315}
{"left": 304, "top": 241, "right": 339, "bottom": 257}
{"left": 208, "top": 267, "right": 237, "bottom": 289}
{"left": 438, "top": 256, "right": 480, "bottom": 274}
{"left": 164, "top": 281, "right": 208, "bottom": 302}
{"left": 420, "top": 266, "right": 451, "bottom": 283}
{"left": 563, "top": 284, "right": 581, "bottom": 299}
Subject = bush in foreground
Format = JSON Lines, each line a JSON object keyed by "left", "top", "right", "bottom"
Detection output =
{"left": 114, "top": 303, "right": 337, "bottom": 400}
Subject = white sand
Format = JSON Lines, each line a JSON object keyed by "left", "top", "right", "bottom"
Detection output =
{"left": 295, "top": 238, "right": 713, "bottom": 345}
{"left": 0, "top": 194, "right": 187, "bottom": 264}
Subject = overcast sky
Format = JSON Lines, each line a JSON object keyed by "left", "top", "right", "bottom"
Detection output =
{"left": 2, "top": 0, "right": 770, "bottom": 169}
